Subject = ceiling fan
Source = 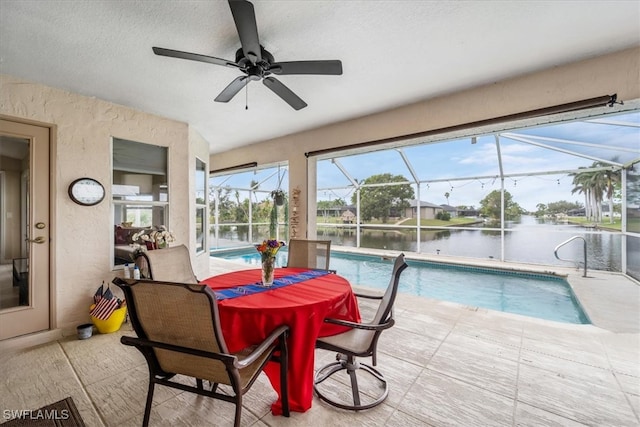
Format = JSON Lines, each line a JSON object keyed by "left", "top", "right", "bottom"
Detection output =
{"left": 152, "top": 0, "right": 343, "bottom": 110}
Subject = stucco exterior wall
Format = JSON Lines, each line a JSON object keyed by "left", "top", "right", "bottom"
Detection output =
{"left": 0, "top": 74, "right": 207, "bottom": 333}
{"left": 210, "top": 47, "right": 640, "bottom": 240}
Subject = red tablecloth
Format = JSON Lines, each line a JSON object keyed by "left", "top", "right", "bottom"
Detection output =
{"left": 201, "top": 268, "right": 360, "bottom": 414}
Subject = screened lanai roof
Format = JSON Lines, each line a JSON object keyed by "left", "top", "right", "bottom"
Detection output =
{"left": 210, "top": 164, "right": 289, "bottom": 197}
{"left": 209, "top": 108, "right": 639, "bottom": 212}
{"left": 504, "top": 114, "right": 640, "bottom": 168}
{"left": 320, "top": 110, "right": 639, "bottom": 180}
{"left": 316, "top": 109, "right": 639, "bottom": 211}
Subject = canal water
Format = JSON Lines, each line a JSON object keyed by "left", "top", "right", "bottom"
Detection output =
{"left": 213, "top": 215, "right": 622, "bottom": 271}
{"left": 319, "top": 216, "right": 621, "bottom": 271}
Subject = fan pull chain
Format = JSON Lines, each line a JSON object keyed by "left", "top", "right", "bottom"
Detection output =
{"left": 245, "top": 82, "right": 248, "bottom": 110}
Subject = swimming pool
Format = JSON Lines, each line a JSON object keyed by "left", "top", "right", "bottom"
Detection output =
{"left": 211, "top": 248, "right": 590, "bottom": 324}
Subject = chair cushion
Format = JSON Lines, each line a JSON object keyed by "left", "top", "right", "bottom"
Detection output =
{"left": 316, "top": 328, "right": 376, "bottom": 355}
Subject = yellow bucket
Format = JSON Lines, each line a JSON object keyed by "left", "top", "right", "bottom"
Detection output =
{"left": 90, "top": 305, "right": 127, "bottom": 334}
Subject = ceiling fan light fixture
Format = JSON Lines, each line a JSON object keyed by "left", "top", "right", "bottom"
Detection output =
{"left": 152, "top": 0, "right": 342, "bottom": 110}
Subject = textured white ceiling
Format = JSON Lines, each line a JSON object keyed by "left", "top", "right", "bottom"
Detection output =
{"left": 1, "top": 0, "right": 639, "bottom": 154}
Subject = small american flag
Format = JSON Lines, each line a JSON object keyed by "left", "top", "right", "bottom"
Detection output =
{"left": 90, "top": 296, "right": 119, "bottom": 320}
{"left": 102, "top": 287, "right": 113, "bottom": 301}
{"left": 93, "top": 283, "right": 104, "bottom": 304}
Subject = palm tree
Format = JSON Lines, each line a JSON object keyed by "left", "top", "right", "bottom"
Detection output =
{"left": 588, "top": 169, "right": 605, "bottom": 223}
{"left": 444, "top": 192, "right": 450, "bottom": 205}
{"left": 570, "top": 162, "right": 621, "bottom": 224}
{"left": 571, "top": 168, "right": 593, "bottom": 220}
{"left": 598, "top": 161, "right": 621, "bottom": 224}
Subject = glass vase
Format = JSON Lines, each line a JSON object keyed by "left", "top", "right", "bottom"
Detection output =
{"left": 261, "top": 256, "right": 276, "bottom": 286}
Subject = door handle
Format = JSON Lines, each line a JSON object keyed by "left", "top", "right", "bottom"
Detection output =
{"left": 26, "top": 236, "right": 46, "bottom": 244}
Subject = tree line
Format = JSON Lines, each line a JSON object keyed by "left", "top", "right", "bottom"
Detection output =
{"left": 212, "top": 164, "right": 622, "bottom": 227}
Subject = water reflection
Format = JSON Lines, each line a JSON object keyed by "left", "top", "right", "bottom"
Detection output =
{"left": 317, "top": 215, "right": 622, "bottom": 271}
{"left": 213, "top": 216, "right": 622, "bottom": 271}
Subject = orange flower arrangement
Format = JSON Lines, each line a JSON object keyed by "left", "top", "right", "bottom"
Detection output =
{"left": 255, "top": 239, "right": 286, "bottom": 261}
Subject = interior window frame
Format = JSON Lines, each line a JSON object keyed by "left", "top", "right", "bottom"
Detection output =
{"left": 111, "top": 138, "right": 170, "bottom": 269}
{"left": 195, "top": 157, "right": 207, "bottom": 255}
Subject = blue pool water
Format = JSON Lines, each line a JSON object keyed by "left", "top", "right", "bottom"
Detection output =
{"left": 211, "top": 248, "right": 590, "bottom": 324}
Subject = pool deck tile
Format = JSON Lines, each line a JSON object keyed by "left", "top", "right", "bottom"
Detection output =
{"left": 1, "top": 253, "right": 638, "bottom": 426}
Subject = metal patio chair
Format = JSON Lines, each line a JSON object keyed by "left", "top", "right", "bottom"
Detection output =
{"left": 286, "top": 239, "right": 333, "bottom": 271}
{"left": 313, "top": 253, "right": 408, "bottom": 410}
{"left": 134, "top": 244, "right": 198, "bottom": 283}
{"left": 113, "top": 277, "right": 290, "bottom": 427}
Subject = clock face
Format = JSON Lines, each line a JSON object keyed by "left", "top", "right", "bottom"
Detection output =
{"left": 68, "top": 178, "right": 105, "bottom": 206}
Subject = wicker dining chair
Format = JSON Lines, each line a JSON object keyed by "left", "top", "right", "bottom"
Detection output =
{"left": 113, "top": 277, "right": 290, "bottom": 427}
{"left": 286, "top": 239, "right": 333, "bottom": 271}
{"left": 134, "top": 244, "right": 198, "bottom": 283}
{"left": 313, "top": 253, "right": 408, "bottom": 410}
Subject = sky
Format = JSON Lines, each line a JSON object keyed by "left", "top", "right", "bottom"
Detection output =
{"left": 212, "top": 110, "right": 640, "bottom": 212}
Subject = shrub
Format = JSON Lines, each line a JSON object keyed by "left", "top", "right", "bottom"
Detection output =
{"left": 436, "top": 211, "right": 451, "bottom": 221}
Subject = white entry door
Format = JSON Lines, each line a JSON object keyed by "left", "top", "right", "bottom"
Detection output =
{"left": 0, "top": 119, "right": 50, "bottom": 340}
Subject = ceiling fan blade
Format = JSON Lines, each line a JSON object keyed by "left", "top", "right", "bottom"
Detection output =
{"left": 215, "top": 76, "right": 250, "bottom": 102}
{"left": 271, "top": 60, "right": 343, "bottom": 75}
{"left": 263, "top": 77, "right": 307, "bottom": 110}
{"left": 152, "top": 47, "right": 239, "bottom": 68}
{"left": 228, "top": 0, "right": 262, "bottom": 64}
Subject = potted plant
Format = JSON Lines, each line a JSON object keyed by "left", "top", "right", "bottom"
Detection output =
{"left": 271, "top": 189, "right": 285, "bottom": 206}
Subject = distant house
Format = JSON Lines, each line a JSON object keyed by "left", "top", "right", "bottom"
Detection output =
{"left": 602, "top": 205, "right": 622, "bottom": 218}
{"left": 317, "top": 205, "right": 355, "bottom": 218}
{"left": 440, "top": 204, "right": 458, "bottom": 218}
{"left": 567, "top": 208, "right": 585, "bottom": 216}
{"left": 404, "top": 200, "right": 443, "bottom": 220}
{"left": 317, "top": 205, "right": 358, "bottom": 222}
{"left": 458, "top": 207, "right": 480, "bottom": 217}
{"left": 317, "top": 206, "right": 341, "bottom": 218}
{"left": 341, "top": 210, "right": 356, "bottom": 224}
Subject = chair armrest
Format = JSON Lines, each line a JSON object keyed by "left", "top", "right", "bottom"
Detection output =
{"left": 323, "top": 317, "right": 394, "bottom": 331}
{"left": 120, "top": 327, "right": 289, "bottom": 371}
{"left": 121, "top": 335, "right": 236, "bottom": 363}
{"left": 234, "top": 325, "right": 289, "bottom": 369}
{"left": 354, "top": 292, "right": 383, "bottom": 300}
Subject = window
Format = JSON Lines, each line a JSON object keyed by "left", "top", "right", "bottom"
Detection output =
{"left": 195, "top": 158, "right": 207, "bottom": 254}
{"left": 210, "top": 164, "right": 289, "bottom": 249}
{"left": 112, "top": 138, "right": 168, "bottom": 267}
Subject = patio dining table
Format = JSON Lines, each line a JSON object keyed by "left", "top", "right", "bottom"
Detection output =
{"left": 201, "top": 268, "right": 360, "bottom": 415}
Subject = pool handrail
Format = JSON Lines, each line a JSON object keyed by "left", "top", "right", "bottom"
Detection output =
{"left": 554, "top": 236, "right": 588, "bottom": 278}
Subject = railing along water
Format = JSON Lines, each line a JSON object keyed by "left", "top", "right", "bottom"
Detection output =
{"left": 554, "top": 236, "right": 588, "bottom": 277}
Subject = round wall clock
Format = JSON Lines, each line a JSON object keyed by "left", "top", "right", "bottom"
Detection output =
{"left": 68, "top": 178, "right": 105, "bottom": 206}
